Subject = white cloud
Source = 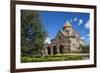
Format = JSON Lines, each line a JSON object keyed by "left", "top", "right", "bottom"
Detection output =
{"left": 78, "top": 19, "right": 83, "bottom": 25}
{"left": 44, "top": 37, "right": 51, "bottom": 44}
{"left": 73, "top": 18, "right": 83, "bottom": 26}
{"left": 73, "top": 17, "right": 78, "bottom": 21}
{"left": 85, "top": 20, "right": 90, "bottom": 29}
{"left": 80, "top": 36, "right": 85, "bottom": 40}
{"left": 86, "top": 34, "right": 90, "bottom": 37}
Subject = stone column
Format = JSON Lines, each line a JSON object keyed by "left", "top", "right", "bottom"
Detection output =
{"left": 51, "top": 48, "right": 53, "bottom": 55}
{"left": 50, "top": 46, "right": 53, "bottom": 55}
{"left": 57, "top": 45, "right": 60, "bottom": 54}
{"left": 45, "top": 47, "right": 48, "bottom": 55}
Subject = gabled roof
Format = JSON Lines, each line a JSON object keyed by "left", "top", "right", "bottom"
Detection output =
{"left": 59, "top": 30, "right": 77, "bottom": 37}
{"left": 63, "top": 20, "right": 72, "bottom": 27}
{"left": 54, "top": 30, "right": 67, "bottom": 39}
{"left": 60, "top": 30, "right": 68, "bottom": 36}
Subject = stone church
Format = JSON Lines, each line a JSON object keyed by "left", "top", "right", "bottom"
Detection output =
{"left": 42, "top": 21, "right": 86, "bottom": 55}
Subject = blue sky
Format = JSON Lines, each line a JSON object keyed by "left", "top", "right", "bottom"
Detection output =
{"left": 39, "top": 11, "right": 90, "bottom": 44}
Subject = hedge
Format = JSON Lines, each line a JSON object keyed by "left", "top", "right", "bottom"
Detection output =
{"left": 21, "top": 54, "right": 82, "bottom": 63}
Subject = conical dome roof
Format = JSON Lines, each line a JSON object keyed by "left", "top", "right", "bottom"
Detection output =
{"left": 63, "top": 20, "right": 72, "bottom": 27}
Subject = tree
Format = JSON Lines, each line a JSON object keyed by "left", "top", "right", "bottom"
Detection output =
{"left": 80, "top": 45, "right": 89, "bottom": 53}
{"left": 21, "top": 10, "right": 47, "bottom": 57}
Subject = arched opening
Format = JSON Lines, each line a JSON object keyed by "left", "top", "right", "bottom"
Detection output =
{"left": 59, "top": 45, "right": 64, "bottom": 54}
{"left": 47, "top": 46, "right": 51, "bottom": 55}
{"left": 53, "top": 46, "right": 57, "bottom": 54}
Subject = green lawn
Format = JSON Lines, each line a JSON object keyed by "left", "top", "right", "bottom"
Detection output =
{"left": 21, "top": 54, "right": 88, "bottom": 63}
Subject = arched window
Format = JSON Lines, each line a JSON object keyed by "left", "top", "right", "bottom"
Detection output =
{"left": 66, "top": 30, "right": 69, "bottom": 35}
{"left": 58, "top": 36, "right": 61, "bottom": 40}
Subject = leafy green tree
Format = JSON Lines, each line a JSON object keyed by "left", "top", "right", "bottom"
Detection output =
{"left": 80, "top": 45, "right": 89, "bottom": 53}
{"left": 21, "top": 10, "right": 47, "bottom": 57}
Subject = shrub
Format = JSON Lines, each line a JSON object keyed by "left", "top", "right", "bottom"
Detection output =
{"left": 21, "top": 54, "right": 82, "bottom": 63}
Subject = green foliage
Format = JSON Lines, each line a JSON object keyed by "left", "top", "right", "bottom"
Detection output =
{"left": 21, "top": 54, "right": 81, "bottom": 62}
{"left": 21, "top": 10, "right": 47, "bottom": 56}
{"left": 80, "top": 45, "right": 89, "bottom": 53}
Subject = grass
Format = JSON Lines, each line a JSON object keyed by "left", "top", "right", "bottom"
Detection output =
{"left": 21, "top": 54, "right": 84, "bottom": 63}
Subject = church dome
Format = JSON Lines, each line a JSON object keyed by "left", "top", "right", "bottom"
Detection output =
{"left": 63, "top": 20, "right": 72, "bottom": 28}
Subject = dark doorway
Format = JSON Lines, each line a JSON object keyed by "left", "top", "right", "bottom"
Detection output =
{"left": 53, "top": 46, "right": 57, "bottom": 54}
{"left": 59, "top": 45, "right": 64, "bottom": 54}
{"left": 47, "top": 46, "right": 51, "bottom": 55}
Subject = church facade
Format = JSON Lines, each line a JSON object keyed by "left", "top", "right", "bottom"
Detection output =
{"left": 42, "top": 21, "right": 86, "bottom": 55}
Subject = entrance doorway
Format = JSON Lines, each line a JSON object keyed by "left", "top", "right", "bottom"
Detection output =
{"left": 53, "top": 46, "right": 57, "bottom": 54}
{"left": 47, "top": 46, "right": 51, "bottom": 55}
{"left": 59, "top": 45, "right": 64, "bottom": 54}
